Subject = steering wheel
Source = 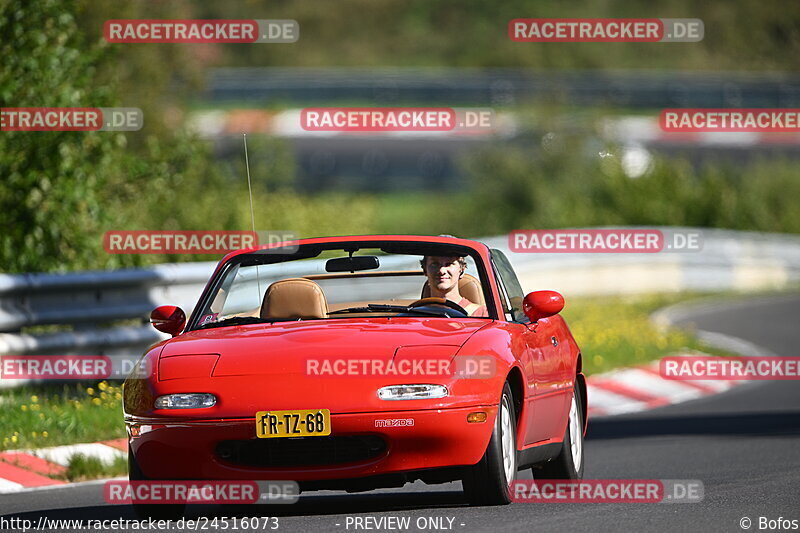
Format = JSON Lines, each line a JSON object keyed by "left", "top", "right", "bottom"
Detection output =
{"left": 408, "top": 297, "right": 468, "bottom": 316}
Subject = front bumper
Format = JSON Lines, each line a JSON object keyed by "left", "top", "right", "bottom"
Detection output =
{"left": 128, "top": 405, "right": 497, "bottom": 481}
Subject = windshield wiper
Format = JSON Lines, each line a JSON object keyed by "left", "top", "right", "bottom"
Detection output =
{"left": 328, "top": 304, "right": 451, "bottom": 318}
{"left": 195, "top": 316, "right": 271, "bottom": 330}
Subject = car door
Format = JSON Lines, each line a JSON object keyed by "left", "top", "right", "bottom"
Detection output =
{"left": 491, "top": 250, "right": 570, "bottom": 445}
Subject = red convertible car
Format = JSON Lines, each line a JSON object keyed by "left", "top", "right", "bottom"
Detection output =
{"left": 123, "top": 235, "right": 586, "bottom": 515}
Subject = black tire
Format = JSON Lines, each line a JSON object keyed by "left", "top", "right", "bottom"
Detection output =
{"left": 462, "top": 382, "right": 517, "bottom": 506}
{"left": 128, "top": 446, "right": 186, "bottom": 521}
{"left": 534, "top": 386, "right": 584, "bottom": 480}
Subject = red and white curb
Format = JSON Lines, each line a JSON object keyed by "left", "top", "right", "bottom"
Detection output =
{"left": 586, "top": 298, "right": 772, "bottom": 418}
{"left": 586, "top": 353, "right": 746, "bottom": 417}
{"left": 0, "top": 438, "right": 126, "bottom": 494}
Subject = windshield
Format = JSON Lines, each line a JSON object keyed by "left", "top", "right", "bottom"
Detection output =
{"left": 191, "top": 246, "right": 492, "bottom": 329}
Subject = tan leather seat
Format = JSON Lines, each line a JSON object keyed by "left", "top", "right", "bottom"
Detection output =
{"left": 261, "top": 278, "right": 328, "bottom": 320}
{"left": 421, "top": 273, "right": 485, "bottom": 305}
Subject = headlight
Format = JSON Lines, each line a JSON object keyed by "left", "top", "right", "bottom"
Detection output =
{"left": 154, "top": 393, "right": 216, "bottom": 409}
{"left": 377, "top": 384, "right": 448, "bottom": 400}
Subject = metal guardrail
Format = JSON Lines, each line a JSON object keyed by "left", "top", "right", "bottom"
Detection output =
{"left": 0, "top": 263, "right": 218, "bottom": 386}
{"left": 1, "top": 228, "right": 799, "bottom": 387}
{"left": 488, "top": 228, "right": 800, "bottom": 295}
{"left": 0, "top": 263, "right": 215, "bottom": 331}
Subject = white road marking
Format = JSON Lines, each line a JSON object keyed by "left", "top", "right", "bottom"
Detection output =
{"left": 22, "top": 443, "right": 125, "bottom": 467}
{"left": 0, "top": 478, "right": 25, "bottom": 493}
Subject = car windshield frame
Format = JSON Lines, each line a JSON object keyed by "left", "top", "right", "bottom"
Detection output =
{"left": 185, "top": 239, "right": 498, "bottom": 330}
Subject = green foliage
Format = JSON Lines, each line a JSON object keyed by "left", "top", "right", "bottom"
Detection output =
{"left": 457, "top": 141, "right": 800, "bottom": 237}
{"left": 0, "top": 0, "right": 377, "bottom": 273}
{"left": 194, "top": 0, "right": 800, "bottom": 72}
{"left": 0, "top": 382, "right": 125, "bottom": 451}
{"left": 0, "top": 0, "right": 123, "bottom": 272}
{"left": 562, "top": 293, "right": 712, "bottom": 375}
{"left": 66, "top": 453, "right": 127, "bottom": 481}
{"left": 0, "top": 0, "right": 221, "bottom": 272}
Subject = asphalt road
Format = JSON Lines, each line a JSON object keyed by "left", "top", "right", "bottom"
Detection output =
{"left": 2, "top": 294, "right": 798, "bottom": 533}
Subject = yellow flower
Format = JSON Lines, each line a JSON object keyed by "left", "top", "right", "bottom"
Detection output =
{"left": 86, "top": 387, "right": 95, "bottom": 396}
{"left": 11, "top": 435, "right": 17, "bottom": 443}
{"left": 20, "top": 405, "right": 28, "bottom": 411}
{"left": 92, "top": 398, "right": 102, "bottom": 406}
{"left": 42, "top": 431, "right": 49, "bottom": 438}
{"left": 30, "top": 395, "right": 38, "bottom": 403}
{"left": 98, "top": 381, "right": 108, "bottom": 391}
{"left": 31, "top": 432, "right": 37, "bottom": 438}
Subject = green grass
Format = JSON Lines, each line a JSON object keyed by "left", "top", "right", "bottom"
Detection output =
{"left": 0, "top": 381, "right": 125, "bottom": 452}
{"left": 562, "top": 292, "right": 735, "bottom": 375}
{"left": 373, "top": 192, "right": 475, "bottom": 237}
{"left": 65, "top": 453, "right": 127, "bottom": 482}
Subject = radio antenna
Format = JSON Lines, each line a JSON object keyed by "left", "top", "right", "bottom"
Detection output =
{"left": 244, "top": 133, "right": 257, "bottom": 235}
{"left": 243, "top": 133, "right": 263, "bottom": 299}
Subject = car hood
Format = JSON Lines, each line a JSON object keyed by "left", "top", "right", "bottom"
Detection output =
{"left": 147, "top": 317, "right": 493, "bottom": 416}
{"left": 160, "top": 317, "right": 490, "bottom": 375}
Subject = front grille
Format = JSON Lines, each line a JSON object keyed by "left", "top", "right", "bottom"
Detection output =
{"left": 216, "top": 435, "right": 387, "bottom": 467}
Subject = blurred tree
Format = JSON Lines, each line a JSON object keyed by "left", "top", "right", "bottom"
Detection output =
{"left": 179, "top": 0, "right": 800, "bottom": 71}
{"left": 459, "top": 140, "right": 800, "bottom": 236}
{"left": 0, "top": 0, "right": 304, "bottom": 272}
{"left": 0, "top": 0, "right": 128, "bottom": 272}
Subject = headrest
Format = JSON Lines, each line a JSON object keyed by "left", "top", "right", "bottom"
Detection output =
{"left": 260, "top": 278, "right": 328, "bottom": 320}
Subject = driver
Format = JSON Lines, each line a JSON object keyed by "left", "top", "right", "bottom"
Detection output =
{"left": 421, "top": 255, "right": 488, "bottom": 317}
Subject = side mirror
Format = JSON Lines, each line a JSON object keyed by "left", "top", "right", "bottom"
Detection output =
{"left": 150, "top": 306, "right": 186, "bottom": 336}
{"left": 522, "top": 291, "right": 564, "bottom": 323}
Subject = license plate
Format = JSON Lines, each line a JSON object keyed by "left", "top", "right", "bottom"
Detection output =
{"left": 255, "top": 409, "right": 331, "bottom": 438}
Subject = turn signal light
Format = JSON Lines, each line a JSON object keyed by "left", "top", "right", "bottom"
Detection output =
{"left": 467, "top": 411, "right": 487, "bottom": 423}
